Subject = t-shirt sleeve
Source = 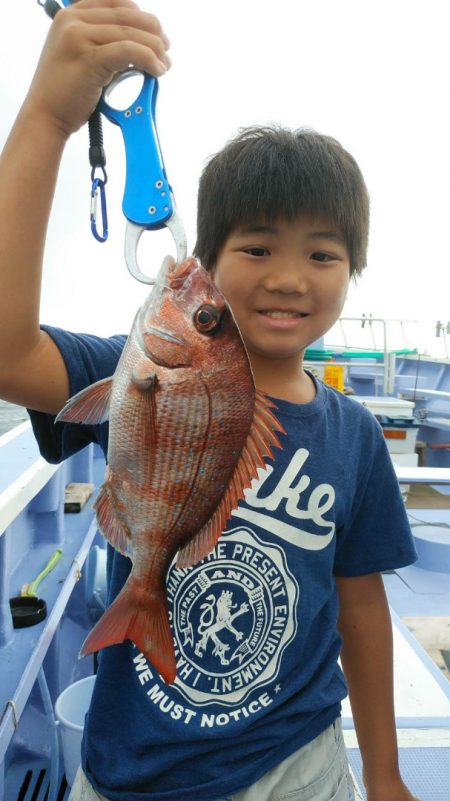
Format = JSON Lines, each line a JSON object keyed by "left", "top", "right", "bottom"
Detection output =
{"left": 27, "top": 325, "right": 126, "bottom": 464}
{"left": 334, "top": 412, "right": 417, "bottom": 576}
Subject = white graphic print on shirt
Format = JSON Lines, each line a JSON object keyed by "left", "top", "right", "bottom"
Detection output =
{"left": 168, "top": 528, "right": 297, "bottom": 706}
{"left": 234, "top": 447, "right": 335, "bottom": 547}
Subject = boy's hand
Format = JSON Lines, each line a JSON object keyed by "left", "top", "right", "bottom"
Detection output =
{"left": 25, "top": 0, "right": 171, "bottom": 138}
{"left": 365, "top": 774, "right": 421, "bottom": 801}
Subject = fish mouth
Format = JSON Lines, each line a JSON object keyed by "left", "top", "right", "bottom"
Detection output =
{"left": 169, "top": 257, "right": 198, "bottom": 288}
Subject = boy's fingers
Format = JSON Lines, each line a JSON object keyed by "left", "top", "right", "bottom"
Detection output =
{"left": 64, "top": 21, "right": 171, "bottom": 71}
{"left": 64, "top": 1, "right": 171, "bottom": 50}
{"left": 57, "top": 6, "right": 171, "bottom": 70}
{"left": 67, "top": 0, "right": 139, "bottom": 9}
{"left": 91, "top": 41, "right": 171, "bottom": 80}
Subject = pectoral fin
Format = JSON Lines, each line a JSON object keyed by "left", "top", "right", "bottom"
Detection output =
{"left": 56, "top": 377, "right": 113, "bottom": 424}
{"left": 176, "top": 391, "right": 285, "bottom": 568}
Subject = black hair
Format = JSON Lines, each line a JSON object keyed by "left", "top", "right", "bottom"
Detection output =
{"left": 194, "top": 125, "right": 369, "bottom": 277}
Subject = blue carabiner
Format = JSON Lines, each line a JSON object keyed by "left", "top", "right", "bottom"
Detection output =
{"left": 90, "top": 178, "right": 108, "bottom": 243}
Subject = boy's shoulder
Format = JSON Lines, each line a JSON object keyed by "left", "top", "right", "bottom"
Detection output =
{"left": 317, "top": 380, "right": 388, "bottom": 453}
{"left": 318, "top": 378, "right": 382, "bottom": 424}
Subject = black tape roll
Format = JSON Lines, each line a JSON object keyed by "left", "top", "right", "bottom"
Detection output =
{"left": 9, "top": 597, "right": 47, "bottom": 628}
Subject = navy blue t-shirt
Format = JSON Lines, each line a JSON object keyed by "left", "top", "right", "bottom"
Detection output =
{"left": 29, "top": 326, "right": 417, "bottom": 801}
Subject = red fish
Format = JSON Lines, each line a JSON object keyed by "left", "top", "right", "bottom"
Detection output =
{"left": 57, "top": 257, "right": 284, "bottom": 682}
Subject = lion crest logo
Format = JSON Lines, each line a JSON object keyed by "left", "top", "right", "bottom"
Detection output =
{"left": 195, "top": 590, "right": 249, "bottom": 665}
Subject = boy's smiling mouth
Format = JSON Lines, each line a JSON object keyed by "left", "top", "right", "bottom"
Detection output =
{"left": 255, "top": 309, "right": 311, "bottom": 330}
{"left": 258, "top": 310, "right": 309, "bottom": 318}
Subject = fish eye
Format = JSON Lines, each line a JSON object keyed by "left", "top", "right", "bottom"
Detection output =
{"left": 193, "top": 304, "right": 222, "bottom": 334}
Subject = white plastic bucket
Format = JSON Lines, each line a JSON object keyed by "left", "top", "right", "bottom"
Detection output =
{"left": 54, "top": 674, "right": 96, "bottom": 786}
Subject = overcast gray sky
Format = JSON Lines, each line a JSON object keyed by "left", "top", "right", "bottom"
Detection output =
{"left": 2, "top": 0, "right": 450, "bottom": 355}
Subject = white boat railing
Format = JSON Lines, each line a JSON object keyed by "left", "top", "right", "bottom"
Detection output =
{"left": 0, "top": 423, "right": 102, "bottom": 799}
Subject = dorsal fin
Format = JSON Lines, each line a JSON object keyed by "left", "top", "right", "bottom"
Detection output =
{"left": 176, "top": 392, "right": 285, "bottom": 568}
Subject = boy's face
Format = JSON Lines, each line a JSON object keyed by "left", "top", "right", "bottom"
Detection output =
{"left": 211, "top": 216, "right": 350, "bottom": 369}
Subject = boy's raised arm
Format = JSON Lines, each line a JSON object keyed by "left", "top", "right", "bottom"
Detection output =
{"left": 0, "top": 0, "right": 170, "bottom": 415}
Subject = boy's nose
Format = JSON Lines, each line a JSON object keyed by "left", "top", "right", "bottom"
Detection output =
{"left": 262, "top": 258, "right": 308, "bottom": 294}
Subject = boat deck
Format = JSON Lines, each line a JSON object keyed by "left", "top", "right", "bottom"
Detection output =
{"left": 344, "top": 611, "right": 450, "bottom": 799}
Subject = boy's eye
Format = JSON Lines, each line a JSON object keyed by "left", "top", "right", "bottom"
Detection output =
{"left": 243, "top": 246, "right": 270, "bottom": 257}
{"left": 311, "top": 251, "right": 334, "bottom": 263}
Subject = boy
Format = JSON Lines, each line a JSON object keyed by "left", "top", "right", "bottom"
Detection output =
{"left": 0, "top": 2, "right": 420, "bottom": 800}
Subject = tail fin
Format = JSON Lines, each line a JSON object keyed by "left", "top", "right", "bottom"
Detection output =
{"left": 80, "top": 583, "right": 176, "bottom": 683}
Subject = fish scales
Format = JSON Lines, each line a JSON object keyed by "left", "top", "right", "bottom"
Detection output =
{"left": 111, "top": 371, "right": 249, "bottom": 537}
{"left": 57, "top": 256, "right": 284, "bottom": 682}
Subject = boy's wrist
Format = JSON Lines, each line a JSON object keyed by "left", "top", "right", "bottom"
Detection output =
{"left": 17, "top": 100, "right": 72, "bottom": 147}
{"left": 364, "top": 770, "right": 420, "bottom": 801}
